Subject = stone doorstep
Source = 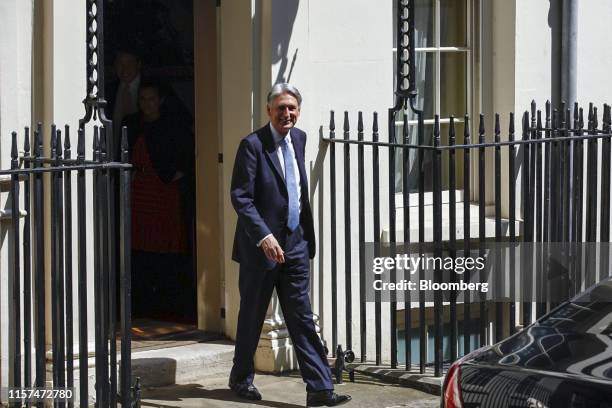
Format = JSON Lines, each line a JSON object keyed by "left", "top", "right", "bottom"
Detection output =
{"left": 130, "top": 340, "right": 235, "bottom": 387}
{"left": 28, "top": 341, "right": 234, "bottom": 406}
{"left": 342, "top": 363, "right": 443, "bottom": 396}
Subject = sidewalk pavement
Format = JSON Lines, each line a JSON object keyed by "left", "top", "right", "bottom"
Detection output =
{"left": 139, "top": 371, "right": 440, "bottom": 408}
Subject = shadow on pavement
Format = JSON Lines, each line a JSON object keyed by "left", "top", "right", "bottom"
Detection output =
{"left": 140, "top": 383, "right": 305, "bottom": 408}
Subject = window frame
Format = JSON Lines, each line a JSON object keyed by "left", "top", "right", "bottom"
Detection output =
{"left": 392, "top": 0, "right": 481, "bottom": 202}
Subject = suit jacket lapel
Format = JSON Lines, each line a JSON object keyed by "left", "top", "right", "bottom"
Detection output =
{"left": 261, "top": 125, "right": 286, "bottom": 186}
{"left": 292, "top": 130, "right": 309, "bottom": 193}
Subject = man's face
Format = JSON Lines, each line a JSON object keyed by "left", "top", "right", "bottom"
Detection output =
{"left": 267, "top": 93, "right": 300, "bottom": 135}
{"left": 115, "top": 52, "right": 141, "bottom": 84}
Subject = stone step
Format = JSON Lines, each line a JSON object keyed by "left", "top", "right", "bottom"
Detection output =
{"left": 130, "top": 341, "right": 235, "bottom": 387}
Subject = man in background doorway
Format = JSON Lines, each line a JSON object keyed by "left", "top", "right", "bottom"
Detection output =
{"left": 108, "top": 48, "right": 141, "bottom": 159}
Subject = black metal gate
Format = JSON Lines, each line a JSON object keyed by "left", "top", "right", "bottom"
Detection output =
{"left": 323, "top": 0, "right": 612, "bottom": 382}
{"left": 323, "top": 100, "right": 612, "bottom": 378}
{"left": 0, "top": 0, "right": 141, "bottom": 406}
{"left": 2, "top": 124, "right": 137, "bottom": 407}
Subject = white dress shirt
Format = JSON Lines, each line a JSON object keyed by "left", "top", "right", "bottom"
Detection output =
{"left": 257, "top": 124, "right": 302, "bottom": 246}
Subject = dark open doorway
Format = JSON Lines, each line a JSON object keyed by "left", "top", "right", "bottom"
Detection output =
{"left": 104, "top": 0, "right": 197, "bottom": 332}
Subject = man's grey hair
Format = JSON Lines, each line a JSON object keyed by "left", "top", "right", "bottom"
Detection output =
{"left": 267, "top": 83, "right": 303, "bottom": 107}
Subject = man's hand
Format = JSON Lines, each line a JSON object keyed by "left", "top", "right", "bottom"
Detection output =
{"left": 260, "top": 235, "right": 285, "bottom": 264}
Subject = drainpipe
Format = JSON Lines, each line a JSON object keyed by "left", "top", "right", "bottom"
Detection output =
{"left": 561, "top": 0, "right": 578, "bottom": 108}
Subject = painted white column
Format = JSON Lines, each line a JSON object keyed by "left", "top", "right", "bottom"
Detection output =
{"left": 220, "top": 0, "right": 254, "bottom": 342}
{"left": 255, "top": 293, "right": 297, "bottom": 372}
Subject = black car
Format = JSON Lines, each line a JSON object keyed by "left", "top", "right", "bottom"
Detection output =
{"left": 442, "top": 278, "right": 612, "bottom": 408}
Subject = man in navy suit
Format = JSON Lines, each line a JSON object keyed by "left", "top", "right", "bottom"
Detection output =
{"left": 229, "top": 83, "right": 351, "bottom": 406}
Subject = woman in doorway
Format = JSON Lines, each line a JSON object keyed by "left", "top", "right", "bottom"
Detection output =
{"left": 122, "top": 80, "right": 195, "bottom": 323}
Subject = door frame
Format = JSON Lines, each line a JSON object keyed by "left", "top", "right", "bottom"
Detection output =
{"left": 194, "top": 0, "right": 222, "bottom": 332}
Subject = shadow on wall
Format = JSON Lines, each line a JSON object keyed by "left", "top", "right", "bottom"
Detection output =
{"left": 313, "top": 127, "right": 329, "bottom": 333}
{"left": 271, "top": 0, "right": 299, "bottom": 84}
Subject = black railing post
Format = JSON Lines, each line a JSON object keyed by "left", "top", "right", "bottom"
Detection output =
{"left": 478, "top": 115, "right": 487, "bottom": 347}
{"left": 536, "top": 109, "right": 546, "bottom": 319}
{"left": 23, "top": 127, "right": 33, "bottom": 391}
{"left": 463, "top": 115, "right": 472, "bottom": 355}
{"left": 573, "top": 108, "right": 585, "bottom": 294}
{"left": 448, "top": 117, "right": 457, "bottom": 362}
{"left": 560, "top": 106, "right": 573, "bottom": 305}
{"left": 76, "top": 127, "right": 89, "bottom": 408}
{"left": 63, "top": 125, "right": 75, "bottom": 407}
{"left": 552, "top": 109, "right": 560, "bottom": 244}
{"left": 563, "top": 107, "right": 572, "bottom": 244}
{"left": 508, "top": 113, "right": 517, "bottom": 335}
{"left": 586, "top": 104, "right": 597, "bottom": 244}
{"left": 535, "top": 111, "right": 543, "bottom": 244}
{"left": 93, "top": 127, "right": 104, "bottom": 407}
{"left": 544, "top": 102, "right": 551, "bottom": 244}
{"left": 10, "top": 131, "right": 22, "bottom": 392}
{"left": 33, "top": 125, "right": 46, "bottom": 408}
{"left": 99, "top": 127, "right": 111, "bottom": 407}
{"left": 544, "top": 103, "right": 553, "bottom": 305}
{"left": 521, "top": 112, "right": 532, "bottom": 327}
{"left": 50, "top": 125, "right": 61, "bottom": 395}
{"left": 494, "top": 114, "right": 503, "bottom": 343}
{"left": 372, "top": 112, "right": 382, "bottom": 366}
{"left": 569, "top": 104, "right": 579, "bottom": 296}
{"left": 56, "top": 128, "right": 67, "bottom": 408}
{"left": 106, "top": 130, "right": 118, "bottom": 408}
{"left": 432, "top": 115, "right": 443, "bottom": 377}
{"left": 536, "top": 109, "right": 547, "bottom": 318}
{"left": 586, "top": 105, "right": 599, "bottom": 286}
{"left": 417, "top": 111, "right": 426, "bottom": 373}
{"left": 388, "top": 108, "right": 398, "bottom": 369}
{"left": 357, "top": 112, "right": 367, "bottom": 363}
{"left": 529, "top": 103, "right": 538, "bottom": 251}
{"left": 601, "top": 105, "right": 611, "bottom": 282}
{"left": 402, "top": 113, "right": 412, "bottom": 370}
{"left": 343, "top": 112, "right": 353, "bottom": 355}
{"left": 119, "top": 127, "right": 134, "bottom": 408}
{"left": 329, "top": 111, "right": 338, "bottom": 357}
{"left": 558, "top": 102, "right": 567, "bottom": 246}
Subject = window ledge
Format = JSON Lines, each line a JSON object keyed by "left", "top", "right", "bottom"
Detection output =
{"left": 382, "top": 201, "right": 522, "bottom": 243}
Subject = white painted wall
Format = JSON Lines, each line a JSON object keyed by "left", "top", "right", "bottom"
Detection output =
{"left": 508, "top": 0, "right": 612, "bottom": 120}
{"left": 0, "top": 0, "right": 33, "bottom": 390}
{"left": 514, "top": 0, "right": 551, "bottom": 116}
{"left": 576, "top": 0, "right": 612, "bottom": 110}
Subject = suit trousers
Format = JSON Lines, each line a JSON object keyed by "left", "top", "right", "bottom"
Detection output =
{"left": 230, "top": 227, "right": 333, "bottom": 392}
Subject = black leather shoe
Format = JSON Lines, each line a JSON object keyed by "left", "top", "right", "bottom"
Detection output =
{"left": 306, "top": 390, "right": 351, "bottom": 407}
{"left": 228, "top": 378, "right": 262, "bottom": 401}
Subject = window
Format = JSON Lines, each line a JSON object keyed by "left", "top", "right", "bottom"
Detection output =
{"left": 393, "top": 0, "right": 476, "bottom": 193}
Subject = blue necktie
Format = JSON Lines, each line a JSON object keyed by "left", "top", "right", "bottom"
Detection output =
{"left": 281, "top": 137, "right": 299, "bottom": 231}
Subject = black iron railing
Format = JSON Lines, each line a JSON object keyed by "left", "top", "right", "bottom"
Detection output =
{"left": 322, "top": 100, "right": 612, "bottom": 378}
{"left": 2, "top": 125, "right": 137, "bottom": 407}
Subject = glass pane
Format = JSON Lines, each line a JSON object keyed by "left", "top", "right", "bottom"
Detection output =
{"left": 440, "top": 52, "right": 467, "bottom": 118}
{"left": 394, "top": 0, "right": 434, "bottom": 49}
{"left": 414, "top": 0, "right": 435, "bottom": 48}
{"left": 440, "top": 0, "right": 467, "bottom": 47}
{"left": 407, "top": 52, "right": 435, "bottom": 121}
